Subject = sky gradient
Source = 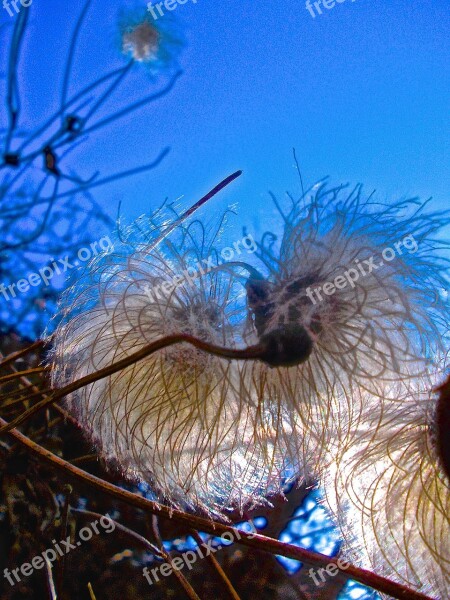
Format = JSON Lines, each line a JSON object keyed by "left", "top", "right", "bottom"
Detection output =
{"left": 2, "top": 0, "right": 448, "bottom": 234}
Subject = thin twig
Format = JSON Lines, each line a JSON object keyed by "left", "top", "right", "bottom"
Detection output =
{"left": 4, "top": 8, "right": 29, "bottom": 153}
{"left": 0, "top": 367, "right": 48, "bottom": 384}
{"left": 0, "top": 340, "right": 44, "bottom": 369}
{"left": 60, "top": 0, "right": 92, "bottom": 124}
{"left": 148, "top": 170, "right": 243, "bottom": 252}
{"left": 44, "top": 557, "right": 58, "bottom": 600}
{"left": 16, "top": 65, "right": 129, "bottom": 155}
{"left": 190, "top": 530, "right": 241, "bottom": 600}
{"left": 152, "top": 515, "right": 202, "bottom": 600}
{"left": 0, "top": 333, "right": 268, "bottom": 435}
{"left": 293, "top": 147, "right": 305, "bottom": 201}
{"left": 87, "top": 582, "right": 96, "bottom": 600}
{"left": 53, "top": 405, "right": 81, "bottom": 429}
{"left": 78, "top": 70, "right": 183, "bottom": 139}
{"left": 70, "top": 507, "right": 163, "bottom": 558}
{"left": 56, "top": 484, "right": 72, "bottom": 596}
{"left": 38, "top": 148, "right": 170, "bottom": 202}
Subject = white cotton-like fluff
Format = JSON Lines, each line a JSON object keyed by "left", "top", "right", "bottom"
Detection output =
{"left": 320, "top": 377, "right": 450, "bottom": 598}
{"left": 48, "top": 212, "right": 303, "bottom": 517}
{"left": 118, "top": 7, "right": 183, "bottom": 75}
{"left": 244, "top": 182, "right": 450, "bottom": 461}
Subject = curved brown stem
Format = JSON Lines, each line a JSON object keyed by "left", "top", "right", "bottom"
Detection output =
{"left": 70, "top": 510, "right": 201, "bottom": 599}
{"left": 0, "top": 334, "right": 267, "bottom": 435}
{"left": 70, "top": 507, "right": 163, "bottom": 558}
{"left": 0, "top": 366, "right": 48, "bottom": 384}
{"left": 0, "top": 416, "right": 435, "bottom": 600}
{"left": 0, "top": 340, "right": 44, "bottom": 368}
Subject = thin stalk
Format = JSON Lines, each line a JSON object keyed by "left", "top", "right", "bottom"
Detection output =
{"left": 190, "top": 530, "right": 241, "bottom": 600}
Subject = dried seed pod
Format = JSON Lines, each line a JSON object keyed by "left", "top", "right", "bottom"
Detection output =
{"left": 436, "top": 375, "right": 450, "bottom": 481}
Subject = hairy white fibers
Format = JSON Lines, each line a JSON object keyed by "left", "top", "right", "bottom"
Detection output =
{"left": 321, "top": 378, "right": 450, "bottom": 598}
{"left": 241, "top": 181, "right": 449, "bottom": 595}
{"left": 49, "top": 208, "right": 302, "bottom": 516}
{"left": 118, "top": 7, "right": 183, "bottom": 75}
{"left": 244, "top": 182, "right": 449, "bottom": 455}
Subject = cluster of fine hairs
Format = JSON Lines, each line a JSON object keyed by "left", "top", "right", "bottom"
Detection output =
{"left": 321, "top": 377, "right": 450, "bottom": 598}
{"left": 49, "top": 177, "right": 449, "bottom": 593}
{"left": 48, "top": 189, "right": 303, "bottom": 517}
{"left": 241, "top": 181, "right": 449, "bottom": 596}
{"left": 118, "top": 5, "right": 183, "bottom": 72}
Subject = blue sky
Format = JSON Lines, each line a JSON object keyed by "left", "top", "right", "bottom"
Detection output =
{"left": 2, "top": 0, "right": 448, "bottom": 235}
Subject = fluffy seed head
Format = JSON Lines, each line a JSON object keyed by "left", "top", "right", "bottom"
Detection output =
{"left": 321, "top": 377, "right": 450, "bottom": 598}
{"left": 122, "top": 20, "right": 160, "bottom": 62}
{"left": 48, "top": 179, "right": 449, "bottom": 526}
{"left": 48, "top": 209, "right": 299, "bottom": 516}
{"left": 118, "top": 7, "right": 183, "bottom": 73}
{"left": 243, "top": 182, "right": 450, "bottom": 454}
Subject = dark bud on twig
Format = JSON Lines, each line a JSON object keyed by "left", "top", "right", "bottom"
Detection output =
{"left": 3, "top": 152, "right": 19, "bottom": 167}
{"left": 43, "top": 145, "right": 60, "bottom": 176}
{"left": 259, "top": 324, "right": 313, "bottom": 368}
{"left": 64, "top": 115, "right": 82, "bottom": 135}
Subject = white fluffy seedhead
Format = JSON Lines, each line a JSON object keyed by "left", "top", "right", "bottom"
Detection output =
{"left": 321, "top": 378, "right": 450, "bottom": 598}
{"left": 118, "top": 7, "right": 183, "bottom": 75}
{"left": 244, "top": 183, "right": 450, "bottom": 454}
{"left": 49, "top": 208, "right": 300, "bottom": 517}
{"left": 240, "top": 181, "right": 449, "bottom": 596}
{"left": 122, "top": 20, "right": 160, "bottom": 62}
